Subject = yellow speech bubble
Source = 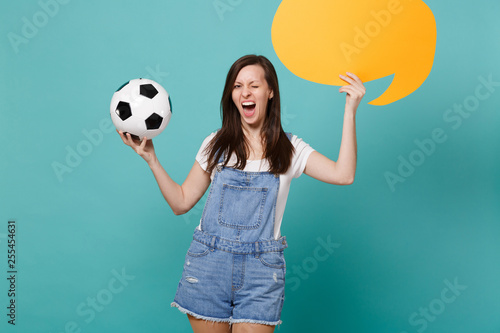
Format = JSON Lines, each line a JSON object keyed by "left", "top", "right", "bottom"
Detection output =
{"left": 271, "top": 0, "right": 436, "bottom": 105}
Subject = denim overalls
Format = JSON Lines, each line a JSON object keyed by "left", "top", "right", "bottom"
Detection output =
{"left": 171, "top": 155, "right": 288, "bottom": 326}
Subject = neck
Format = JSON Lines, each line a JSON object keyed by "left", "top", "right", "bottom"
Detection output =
{"left": 241, "top": 124, "right": 265, "bottom": 160}
{"left": 241, "top": 123, "right": 263, "bottom": 141}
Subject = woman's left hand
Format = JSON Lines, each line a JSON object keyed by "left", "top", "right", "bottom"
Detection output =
{"left": 339, "top": 72, "right": 366, "bottom": 115}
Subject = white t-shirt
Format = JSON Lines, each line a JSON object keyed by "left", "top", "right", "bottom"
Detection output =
{"left": 195, "top": 132, "right": 315, "bottom": 240}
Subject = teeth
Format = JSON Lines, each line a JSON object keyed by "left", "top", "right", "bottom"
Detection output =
{"left": 242, "top": 102, "right": 255, "bottom": 106}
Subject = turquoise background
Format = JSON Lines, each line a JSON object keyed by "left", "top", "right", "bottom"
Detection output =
{"left": 1, "top": 0, "right": 499, "bottom": 332}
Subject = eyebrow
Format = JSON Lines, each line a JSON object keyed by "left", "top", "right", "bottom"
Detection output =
{"left": 234, "top": 80, "right": 261, "bottom": 84}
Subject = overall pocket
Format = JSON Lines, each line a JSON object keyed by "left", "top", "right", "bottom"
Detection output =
{"left": 218, "top": 184, "right": 268, "bottom": 229}
{"left": 258, "top": 251, "right": 286, "bottom": 269}
{"left": 187, "top": 240, "right": 211, "bottom": 257}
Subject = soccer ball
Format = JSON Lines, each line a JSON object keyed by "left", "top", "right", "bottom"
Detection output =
{"left": 110, "top": 78, "right": 172, "bottom": 140}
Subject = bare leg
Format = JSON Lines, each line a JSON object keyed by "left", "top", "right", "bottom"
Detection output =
{"left": 188, "top": 314, "right": 232, "bottom": 333}
{"left": 232, "top": 322, "right": 275, "bottom": 333}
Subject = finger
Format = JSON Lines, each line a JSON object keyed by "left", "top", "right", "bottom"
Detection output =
{"left": 117, "top": 130, "right": 130, "bottom": 145}
{"left": 339, "top": 80, "right": 365, "bottom": 93}
{"left": 340, "top": 83, "right": 364, "bottom": 92}
{"left": 140, "top": 137, "right": 148, "bottom": 150}
{"left": 339, "top": 74, "right": 355, "bottom": 85}
{"left": 340, "top": 73, "right": 365, "bottom": 90}
{"left": 345, "top": 72, "right": 362, "bottom": 83}
{"left": 339, "top": 86, "right": 364, "bottom": 99}
{"left": 347, "top": 74, "right": 366, "bottom": 92}
{"left": 125, "top": 132, "right": 137, "bottom": 147}
{"left": 339, "top": 85, "right": 359, "bottom": 94}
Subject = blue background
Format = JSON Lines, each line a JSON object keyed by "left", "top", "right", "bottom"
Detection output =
{"left": 1, "top": 0, "right": 499, "bottom": 332}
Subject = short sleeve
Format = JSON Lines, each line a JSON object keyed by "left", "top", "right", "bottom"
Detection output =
{"left": 290, "top": 135, "right": 315, "bottom": 178}
{"left": 195, "top": 132, "right": 217, "bottom": 172}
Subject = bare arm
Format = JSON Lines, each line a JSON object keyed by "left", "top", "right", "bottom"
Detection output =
{"left": 118, "top": 131, "right": 211, "bottom": 215}
{"left": 304, "top": 72, "right": 365, "bottom": 185}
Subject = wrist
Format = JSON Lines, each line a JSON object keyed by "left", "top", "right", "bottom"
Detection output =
{"left": 344, "top": 108, "right": 356, "bottom": 119}
{"left": 148, "top": 156, "right": 160, "bottom": 169}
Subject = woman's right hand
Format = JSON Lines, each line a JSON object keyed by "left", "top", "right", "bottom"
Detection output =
{"left": 117, "top": 130, "right": 158, "bottom": 166}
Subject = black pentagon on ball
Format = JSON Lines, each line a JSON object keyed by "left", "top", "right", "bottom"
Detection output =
{"left": 115, "top": 101, "right": 132, "bottom": 121}
{"left": 140, "top": 84, "right": 158, "bottom": 99}
{"left": 145, "top": 113, "right": 163, "bottom": 130}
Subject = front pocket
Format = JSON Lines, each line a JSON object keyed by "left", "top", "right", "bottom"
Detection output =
{"left": 187, "top": 240, "right": 210, "bottom": 257}
{"left": 218, "top": 184, "right": 268, "bottom": 229}
{"left": 259, "top": 251, "right": 286, "bottom": 269}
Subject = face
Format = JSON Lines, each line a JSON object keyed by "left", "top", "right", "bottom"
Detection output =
{"left": 232, "top": 64, "right": 274, "bottom": 131}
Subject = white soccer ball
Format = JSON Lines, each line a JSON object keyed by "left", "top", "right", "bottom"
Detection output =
{"left": 110, "top": 78, "right": 172, "bottom": 140}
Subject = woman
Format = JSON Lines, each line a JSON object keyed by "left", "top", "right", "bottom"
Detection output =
{"left": 117, "top": 55, "right": 365, "bottom": 333}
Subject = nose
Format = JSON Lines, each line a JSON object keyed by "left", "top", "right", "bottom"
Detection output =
{"left": 242, "top": 86, "right": 251, "bottom": 97}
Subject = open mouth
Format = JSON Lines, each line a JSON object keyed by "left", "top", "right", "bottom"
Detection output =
{"left": 242, "top": 102, "right": 256, "bottom": 116}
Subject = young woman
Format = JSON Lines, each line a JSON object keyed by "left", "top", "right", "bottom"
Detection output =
{"left": 117, "top": 55, "right": 365, "bottom": 333}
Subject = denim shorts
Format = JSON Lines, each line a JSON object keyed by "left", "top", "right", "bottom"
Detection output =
{"left": 171, "top": 236, "right": 287, "bottom": 326}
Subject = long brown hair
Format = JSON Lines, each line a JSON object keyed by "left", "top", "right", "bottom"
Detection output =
{"left": 204, "top": 55, "right": 294, "bottom": 175}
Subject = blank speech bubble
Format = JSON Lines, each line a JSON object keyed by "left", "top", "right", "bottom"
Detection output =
{"left": 272, "top": 0, "right": 437, "bottom": 105}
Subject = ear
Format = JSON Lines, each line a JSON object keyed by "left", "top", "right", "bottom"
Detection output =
{"left": 269, "top": 90, "right": 274, "bottom": 100}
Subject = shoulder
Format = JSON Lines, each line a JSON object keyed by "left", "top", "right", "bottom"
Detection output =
{"left": 196, "top": 131, "right": 218, "bottom": 157}
{"left": 286, "top": 133, "right": 315, "bottom": 178}
{"left": 288, "top": 133, "right": 312, "bottom": 151}
{"left": 199, "top": 131, "right": 218, "bottom": 148}
{"left": 196, "top": 131, "right": 220, "bottom": 171}
{"left": 205, "top": 130, "right": 219, "bottom": 141}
